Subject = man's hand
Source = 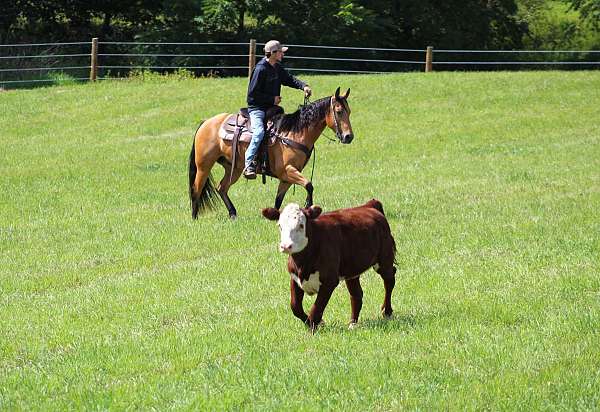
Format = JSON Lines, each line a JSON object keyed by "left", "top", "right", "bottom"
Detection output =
{"left": 303, "top": 86, "right": 312, "bottom": 97}
{"left": 274, "top": 96, "right": 282, "bottom": 105}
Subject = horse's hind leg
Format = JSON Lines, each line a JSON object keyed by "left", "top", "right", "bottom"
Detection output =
{"left": 217, "top": 159, "right": 242, "bottom": 219}
{"left": 191, "top": 159, "right": 218, "bottom": 218}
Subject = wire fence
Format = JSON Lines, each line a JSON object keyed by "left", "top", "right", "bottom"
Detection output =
{"left": 1, "top": 39, "right": 599, "bottom": 88}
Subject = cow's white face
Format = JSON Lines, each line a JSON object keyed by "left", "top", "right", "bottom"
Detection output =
{"left": 278, "top": 203, "right": 308, "bottom": 254}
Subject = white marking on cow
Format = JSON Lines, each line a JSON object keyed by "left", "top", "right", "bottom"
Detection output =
{"left": 278, "top": 203, "right": 308, "bottom": 254}
{"left": 302, "top": 272, "right": 321, "bottom": 295}
{"left": 290, "top": 272, "right": 321, "bottom": 295}
{"left": 291, "top": 273, "right": 302, "bottom": 289}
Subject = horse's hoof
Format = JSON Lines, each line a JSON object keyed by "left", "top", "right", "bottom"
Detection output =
{"left": 229, "top": 214, "right": 237, "bottom": 221}
{"left": 348, "top": 321, "right": 359, "bottom": 330}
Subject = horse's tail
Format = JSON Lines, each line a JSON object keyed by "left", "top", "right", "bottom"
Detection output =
{"left": 189, "top": 122, "right": 219, "bottom": 219}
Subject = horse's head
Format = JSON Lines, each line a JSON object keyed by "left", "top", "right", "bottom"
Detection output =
{"left": 327, "top": 87, "right": 354, "bottom": 144}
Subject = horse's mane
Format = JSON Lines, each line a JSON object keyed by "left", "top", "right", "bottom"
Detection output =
{"left": 271, "top": 96, "right": 331, "bottom": 134}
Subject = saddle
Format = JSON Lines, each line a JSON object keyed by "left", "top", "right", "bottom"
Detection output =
{"left": 218, "top": 106, "right": 284, "bottom": 180}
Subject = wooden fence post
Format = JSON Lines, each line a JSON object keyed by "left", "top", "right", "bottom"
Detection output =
{"left": 90, "top": 37, "right": 98, "bottom": 81}
{"left": 425, "top": 46, "right": 433, "bottom": 72}
{"left": 248, "top": 39, "right": 256, "bottom": 79}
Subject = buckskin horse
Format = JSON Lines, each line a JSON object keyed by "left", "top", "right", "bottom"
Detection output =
{"left": 188, "top": 87, "right": 354, "bottom": 219}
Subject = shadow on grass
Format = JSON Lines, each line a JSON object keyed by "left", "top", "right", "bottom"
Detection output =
{"left": 359, "top": 313, "right": 418, "bottom": 332}
{"left": 316, "top": 313, "right": 418, "bottom": 334}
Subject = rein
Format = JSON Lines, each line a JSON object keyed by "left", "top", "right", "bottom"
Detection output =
{"left": 301, "top": 96, "right": 339, "bottom": 143}
{"left": 316, "top": 98, "right": 342, "bottom": 143}
{"left": 283, "top": 93, "right": 344, "bottom": 185}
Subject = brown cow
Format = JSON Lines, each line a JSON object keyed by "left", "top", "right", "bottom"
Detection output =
{"left": 262, "top": 199, "right": 397, "bottom": 332}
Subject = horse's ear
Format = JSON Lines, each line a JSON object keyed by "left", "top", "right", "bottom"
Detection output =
{"left": 343, "top": 88, "right": 350, "bottom": 99}
{"left": 306, "top": 206, "right": 322, "bottom": 220}
{"left": 262, "top": 208, "right": 280, "bottom": 221}
{"left": 334, "top": 87, "right": 341, "bottom": 101}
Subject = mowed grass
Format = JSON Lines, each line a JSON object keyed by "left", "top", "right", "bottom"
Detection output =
{"left": 1, "top": 71, "right": 599, "bottom": 410}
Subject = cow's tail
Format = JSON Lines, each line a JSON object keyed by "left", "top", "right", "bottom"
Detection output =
{"left": 365, "top": 198, "right": 385, "bottom": 215}
{"left": 367, "top": 199, "right": 397, "bottom": 264}
{"left": 391, "top": 233, "right": 398, "bottom": 265}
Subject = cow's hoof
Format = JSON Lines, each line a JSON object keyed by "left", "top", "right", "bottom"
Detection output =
{"left": 381, "top": 306, "right": 393, "bottom": 319}
{"left": 307, "top": 319, "right": 325, "bottom": 333}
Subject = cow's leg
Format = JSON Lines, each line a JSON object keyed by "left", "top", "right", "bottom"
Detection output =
{"left": 375, "top": 265, "right": 396, "bottom": 318}
{"left": 345, "top": 277, "right": 363, "bottom": 329}
{"left": 290, "top": 278, "right": 308, "bottom": 323}
{"left": 282, "top": 165, "right": 313, "bottom": 208}
{"left": 275, "top": 181, "right": 292, "bottom": 210}
{"left": 307, "top": 282, "right": 336, "bottom": 333}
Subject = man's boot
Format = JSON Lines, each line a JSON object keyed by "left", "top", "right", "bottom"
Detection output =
{"left": 243, "top": 160, "right": 257, "bottom": 179}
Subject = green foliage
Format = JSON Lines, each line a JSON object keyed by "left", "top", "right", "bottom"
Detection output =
{"left": 567, "top": 0, "right": 600, "bottom": 28}
{"left": 517, "top": 0, "right": 600, "bottom": 49}
{"left": 46, "top": 71, "right": 79, "bottom": 86}
{"left": 198, "top": 0, "right": 248, "bottom": 36}
{"left": 1, "top": 72, "right": 600, "bottom": 409}
{"left": 3, "top": 0, "right": 596, "bottom": 51}
{"left": 127, "top": 68, "right": 197, "bottom": 82}
{"left": 1, "top": 0, "right": 530, "bottom": 50}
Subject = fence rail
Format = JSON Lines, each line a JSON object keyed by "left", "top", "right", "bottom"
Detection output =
{"left": 1, "top": 39, "right": 599, "bottom": 87}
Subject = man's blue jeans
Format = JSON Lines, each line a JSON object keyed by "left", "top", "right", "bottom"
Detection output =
{"left": 245, "top": 108, "right": 266, "bottom": 168}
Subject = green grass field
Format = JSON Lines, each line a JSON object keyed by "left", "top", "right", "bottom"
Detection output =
{"left": 1, "top": 71, "right": 599, "bottom": 410}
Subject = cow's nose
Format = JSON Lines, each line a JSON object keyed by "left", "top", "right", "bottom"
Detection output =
{"left": 280, "top": 243, "right": 293, "bottom": 253}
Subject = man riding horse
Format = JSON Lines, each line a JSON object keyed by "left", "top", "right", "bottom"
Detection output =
{"left": 244, "top": 40, "right": 312, "bottom": 179}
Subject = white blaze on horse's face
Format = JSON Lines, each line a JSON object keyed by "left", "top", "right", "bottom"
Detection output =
{"left": 278, "top": 203, "right": 308, "bottom": 254}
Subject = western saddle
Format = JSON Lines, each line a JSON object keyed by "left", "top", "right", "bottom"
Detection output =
{"left": 218, "top": 106, "right": 284, "bottom": 180}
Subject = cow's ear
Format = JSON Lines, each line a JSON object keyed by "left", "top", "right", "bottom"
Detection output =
{"left": 306, "top": 205, "right": 322, "bottom": 219}
{"left": 262, "top": 208, "right": 280, "bottom": 221}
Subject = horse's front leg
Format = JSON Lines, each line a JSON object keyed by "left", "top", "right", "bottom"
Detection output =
{"left": 283, "top": 165, "right": 314, "bottom": 208}
{"left": 275, "top": 181, "right": 292, "bottom": 210}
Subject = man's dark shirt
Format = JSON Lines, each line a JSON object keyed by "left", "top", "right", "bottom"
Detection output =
{"left": 247, "top": 57, "right": 306, "bottom": 110}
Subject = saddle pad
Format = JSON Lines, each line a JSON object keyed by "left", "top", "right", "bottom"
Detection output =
{"left": 219, "top": 114, "right": 252, "bottom": 143}
{"left": 218, "top": 114, "right": 278, "bottom": 145}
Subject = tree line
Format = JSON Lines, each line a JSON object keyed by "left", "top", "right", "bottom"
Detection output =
{"left": 1, "top": 0, "right": 598, "bottom": 50}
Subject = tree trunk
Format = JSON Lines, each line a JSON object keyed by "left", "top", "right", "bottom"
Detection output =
{"left": 237, "top": 1, "right": 246, "bottom": 36}
{"left": 102, "top": 13, "right": 112, "bottom": 39}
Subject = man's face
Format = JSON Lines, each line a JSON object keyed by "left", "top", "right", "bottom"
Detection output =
{"left": 274, "top": 49, "right": 284, "bottom": 62}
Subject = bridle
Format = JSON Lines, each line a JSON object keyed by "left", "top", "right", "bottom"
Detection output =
{"left": 329, "top": 96, "right": 344, "bottom": 141}
{"left": 302, "top": 95, "right": 342, "bottom": 143}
